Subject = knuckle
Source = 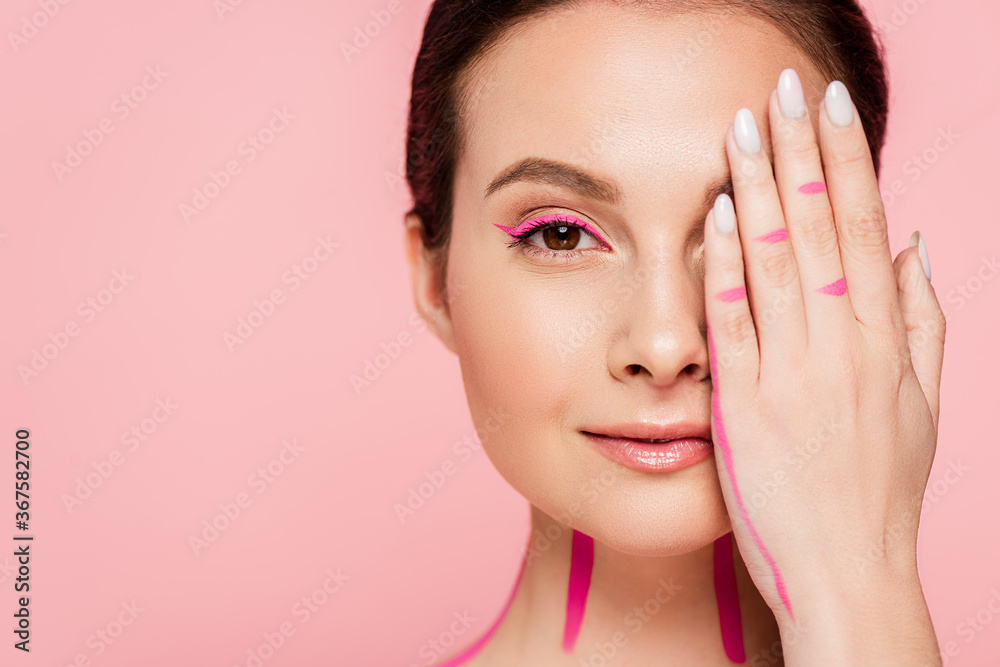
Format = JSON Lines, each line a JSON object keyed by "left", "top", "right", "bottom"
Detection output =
{"left": 717, "top": 306, "right": 755, "bottom": 343}
{"left": 780, "top": 136, "right": 822, "bottom": 165}
{"left": 794, "top": 211, "right": 839, "bottom": 255}
{"left": 714, "top": 254, "right": 744, "bottom": 276}
{"left": 734, "top": 157, "right": 772, "bottom": 189}
{"left": 831, "top": 139, "right": 873, "bottom": 174}
{"left": 755, "top": 243, "right": 798, "bottom": 288}
{"left": 842, "top": 206, "right": 888, "bottom": 250}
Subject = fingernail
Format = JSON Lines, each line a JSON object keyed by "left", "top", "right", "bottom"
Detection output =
{"left": 714, "top": 193, "right": 736, "bottom": 235}
{"left": 734, "top": 108, "right": 761, "bottom": 154}
{"left": 777, "top": 69, "right": 806, "bottom": 119}
{"left": 909, "top": 231, "right": 932, "bottom": 281}
{"left": 824, "top": 81, "right": 854, "bottom": 128}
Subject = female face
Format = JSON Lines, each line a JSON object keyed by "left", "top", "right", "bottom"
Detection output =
{"left": 422, "top": 3, "right": 828, "bottom": 556}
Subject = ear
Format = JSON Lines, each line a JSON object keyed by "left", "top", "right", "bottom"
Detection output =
{"left": 404, "top": 212, "right": 457, "bottom": 354}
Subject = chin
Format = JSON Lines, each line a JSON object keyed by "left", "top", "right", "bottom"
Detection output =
{"left": 505, "top": 444, "right": 733, "bottom": 557}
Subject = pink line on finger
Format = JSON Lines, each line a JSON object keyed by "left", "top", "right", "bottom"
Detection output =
{"left": 798, "top": 181, "right": 827, "bottom": 194}
{"left": 816, "top": 277, "right": 847, "bottom": 296}
{"left": 753, "top": 228, "right": 788, "bottom": 244}
{"left": 562, "top": 529, "right": 595, "bottom": 653}
{"left": 715, "top": 286, "right": 747, "bottom": 303}
{"left": 713, "top": 532, "right": 746, "bottom": 663}
{"left": 706, "top": 325, "right": 795, "bottom": 622}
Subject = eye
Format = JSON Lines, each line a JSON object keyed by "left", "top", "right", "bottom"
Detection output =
{"left": 495, "top": 214, "right": 610, "bottom": 257}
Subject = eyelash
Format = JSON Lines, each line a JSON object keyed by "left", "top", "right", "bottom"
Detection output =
{"left": 503, "top": 214, "right": 610, "bottom": 260}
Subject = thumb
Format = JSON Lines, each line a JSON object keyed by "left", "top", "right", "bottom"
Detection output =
{"left": 893, "top": 231, "right": 946, "bottom": 430}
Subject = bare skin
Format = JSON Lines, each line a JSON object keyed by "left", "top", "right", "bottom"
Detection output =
{"left": 404, "top": 3, "right": 944, "bottom": 665}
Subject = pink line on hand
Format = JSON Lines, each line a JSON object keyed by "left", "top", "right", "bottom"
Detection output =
{"left": 713, "top": 532, "right": 746, "bottom": 663}
{"left": 816, "top": 277, "right": 847, "bottom": 296}
{"left": 753, "top": 228, "right": 788, "bottom": 244}
{"left": 715, "top": 286, "right": 747, "bottom": 303}
{"left": 562, "top": 529, "right": 595, "bottom": 653}
{"left": 706, "top": 325, "right": 795, "bottom": 622}
{"left": 797, "top": 181, "right": 826, "bottom": 194}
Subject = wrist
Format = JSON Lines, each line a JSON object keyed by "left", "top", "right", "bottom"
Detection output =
{"left": 776, "top": 565, "right": 941, "bottom": 666}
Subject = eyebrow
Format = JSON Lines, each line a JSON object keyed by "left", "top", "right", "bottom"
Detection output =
{"left": 484, "top": 157, "right": 623, "bottom": 205}
{"left": 484, "top": 156, "right": 734, "bottom": 217}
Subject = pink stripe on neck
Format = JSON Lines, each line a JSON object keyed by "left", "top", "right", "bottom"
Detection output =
{"left": 713, "top": 532, "right": 746, "bottom": 663}
{"left": 562, "top": 529, "right": 595, "bottom": 652}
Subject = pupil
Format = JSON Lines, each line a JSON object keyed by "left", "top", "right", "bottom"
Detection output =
{"left": 542, "top": 225, "right": 580, "bottom": 250}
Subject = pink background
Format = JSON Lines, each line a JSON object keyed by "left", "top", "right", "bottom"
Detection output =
{"left": 1, "top": 0, "right": 997, "bottom": 665}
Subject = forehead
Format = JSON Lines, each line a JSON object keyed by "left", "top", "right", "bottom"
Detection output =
{"left": 455, "top": 3, "right": 824, "bottom": 205}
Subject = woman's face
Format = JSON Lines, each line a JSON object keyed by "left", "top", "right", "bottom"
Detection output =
{"left": 427, "top": 3, "right": 828, "bottom": 555}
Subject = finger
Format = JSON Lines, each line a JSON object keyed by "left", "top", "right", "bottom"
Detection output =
{"left": 726, "top": 107, "right": 806, "bottom": 359}
{"left": 820, "top": 81, "right": 906, "bottom": 341}
{"left": 769, "top": 70, "right": 854, "bottom": 342}
{"left": 893, "top": 232, "right": 946, "bottom": 430}
{"left": 704, "top": 193, "right": 759, "bottom": 392}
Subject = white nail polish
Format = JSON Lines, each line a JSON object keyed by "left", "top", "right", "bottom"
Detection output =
{"left": 734, "top": 108, "right": 761, "bottom": 154}
{"left": 714, "top": 193, "right": 736, "bottom": 235}
{"left": 909, "top": 231, "right": 932, "bottom": 281}
{"left": 825, "top": 81, "right": 854, "bottom": 128}
{"left": 777, "top": 69, "right": 806, "bottom": 119}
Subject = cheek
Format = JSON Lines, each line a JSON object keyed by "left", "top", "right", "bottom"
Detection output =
{"left": 451, "top": 266, "right": 600, "bottom": 417}
{"left": 448, "top": 255, "right": 605, "bottom": 484}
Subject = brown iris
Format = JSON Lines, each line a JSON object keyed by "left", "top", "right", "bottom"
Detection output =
{"left": 541, "top": 225, "right": 581, "bottom": 250}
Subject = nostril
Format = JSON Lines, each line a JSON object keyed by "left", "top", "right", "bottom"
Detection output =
{"left": 626, "top": 363, "right": 644, "bottom": 376}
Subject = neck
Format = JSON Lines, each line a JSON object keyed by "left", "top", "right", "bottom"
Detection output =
{"left": 479, "top": 506, "right": 782, "bottom": 666}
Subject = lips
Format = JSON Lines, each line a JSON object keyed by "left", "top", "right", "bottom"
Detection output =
{"left": 582, "top": 422, "right": 714, "bottom": 472}
{"left": 585, "top": 421, "right": 713, "bottom": 442}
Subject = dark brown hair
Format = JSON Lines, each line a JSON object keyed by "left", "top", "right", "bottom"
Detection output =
{"left": 405, "top": 0, "right": 889, "bottom": 299}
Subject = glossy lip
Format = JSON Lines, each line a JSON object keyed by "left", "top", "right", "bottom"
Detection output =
{"left": 582, "top": 422, "right": 714, "bottom": 473}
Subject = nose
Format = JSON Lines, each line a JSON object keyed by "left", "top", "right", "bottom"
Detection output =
{"left": 606, "top": 256, "right": 711, "bottom": 389}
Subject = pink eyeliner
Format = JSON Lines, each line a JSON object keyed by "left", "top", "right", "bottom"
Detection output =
{"left": 494, "top": 214, "right": 610, "bottom": 247}
{"left": 707, "top": 325, "right": 795, "bottom": 622}
{"left": 715, "top": 286, "right": 747, "bottom": 303}
{"left": 562, "top": 529, "right": 595, "bottom": 653}
{"left": 816, "top": 277, "right": 847, "bottom": 296}
{"left": 754, "top": 228, "right": 788, "bottom": 244}
{"left": 797, "top": 181, "right": 826, "bottom": 194}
